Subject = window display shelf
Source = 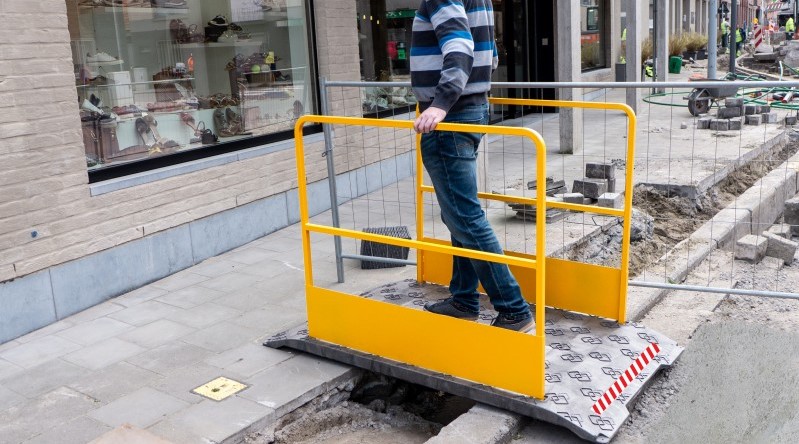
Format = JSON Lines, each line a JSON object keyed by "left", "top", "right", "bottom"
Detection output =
{"left": 177, "top": 41, "right": 264, "bottom": 49}
{"left": 84, "top": 59, "right": 125, "bottom": 67}
{"left": 79, "top": 5, "right": 188, "bottom": 17}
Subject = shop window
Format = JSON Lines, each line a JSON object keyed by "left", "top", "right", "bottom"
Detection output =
{"left": 356, "top": 0, "right": 417, "bottom": 115}
{"left": 580, "top": 0, "right": 609, "bottom": 71}
{"left": 66, "top": 0, "right": 316, "bottom": 176}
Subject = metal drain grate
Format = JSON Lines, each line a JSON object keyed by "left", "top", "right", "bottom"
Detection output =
{"left": 359, "top": 226, "right": 411, "bottom": 269}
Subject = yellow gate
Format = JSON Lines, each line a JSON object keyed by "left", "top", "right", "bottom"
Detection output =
{"left": 292, "top": 99, "right": 636, "bottom": 400}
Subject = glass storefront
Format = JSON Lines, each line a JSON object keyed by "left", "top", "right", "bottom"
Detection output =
{"left": 581, "top": 0, "right": 608, "bottom": 71}
{"left": 356, "top": 0, "right": 417, "bottom": 114}
{"left": 66, "top": 0, "right": 315, "bottom": 170}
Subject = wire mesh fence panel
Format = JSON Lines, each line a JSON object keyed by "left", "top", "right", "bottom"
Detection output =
{"left": 306, "top": 80, "right": 799, "bottom": 304}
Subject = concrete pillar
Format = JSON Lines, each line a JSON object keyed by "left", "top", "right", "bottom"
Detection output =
{"left": 626, "top": 0, "right": 643, "bottom": 112}
{"left": 556, "top": 1, "right": 583, "bottom": 154}
{"left": 656, "top": 0, "right": 670, "bottom": 92}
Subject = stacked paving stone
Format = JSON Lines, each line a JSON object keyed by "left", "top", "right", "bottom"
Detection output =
{"left": 696, "top": 98, "right": 780, "bottom": 131}
{"left": 570, "top": 163, "right": 624, "bottom": 209}
{"left": 495, "top": 178, "right": 569, "bottom": 223}
{"left": 735, "top": 197, "right": 799, "bottom": 264}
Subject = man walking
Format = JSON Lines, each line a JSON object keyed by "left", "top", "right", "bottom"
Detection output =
{"left": 411, "top": 0, "right": 533, "bottom": 332}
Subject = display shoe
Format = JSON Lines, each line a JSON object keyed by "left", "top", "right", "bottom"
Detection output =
{"left": 208, "top": 15, "right": 229, "bottom": 27}
{"left": 86, "top": 52, "right": 118, "bottom": 63}
{"left": 142, "top": 114, "right": 169, "bottom": 145}
{"left": 213, "top": 108, "right": 237, "bottom": 137}
{"left": 152, "top": 0, "right": 187, "bottom": 8}
{"left": 136, "top": 117, "right": 157, "bottom": 148}
{"left": 179, "top": 112, "right": 201, "bottom": 135}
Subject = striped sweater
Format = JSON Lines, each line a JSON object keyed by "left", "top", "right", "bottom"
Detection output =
{"left": 411, "top": 0, "right": 498, "bottom": 113}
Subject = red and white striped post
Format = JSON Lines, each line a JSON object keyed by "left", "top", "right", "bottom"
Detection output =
{"left": 591, "top": 343, "right": 661, "bottom": 415}
{"left": 753, "top": 25, "right": 763, "bottom": 50}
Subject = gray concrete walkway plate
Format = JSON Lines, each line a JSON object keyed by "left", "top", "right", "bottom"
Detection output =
{"left": 264, "top": 280, "right": 683, "bottom": 443}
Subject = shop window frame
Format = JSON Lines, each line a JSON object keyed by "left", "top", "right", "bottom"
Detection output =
{"left": 85, "top": 0, "right": 322, "bottom": 184}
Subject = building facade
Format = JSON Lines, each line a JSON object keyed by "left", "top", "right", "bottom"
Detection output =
{"left": 1, "top": 0, "right": 646, "bottom": 344}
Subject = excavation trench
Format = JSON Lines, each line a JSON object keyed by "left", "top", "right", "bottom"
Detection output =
{"left": 244, "top": 372, "right": 474, "bottom": 444}
{"left": 563, "top": 132, "right": 799, "bottom": 276}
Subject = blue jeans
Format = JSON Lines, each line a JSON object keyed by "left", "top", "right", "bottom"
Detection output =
{"left": 420, "top": 104, "right": 530, "bottom": 319}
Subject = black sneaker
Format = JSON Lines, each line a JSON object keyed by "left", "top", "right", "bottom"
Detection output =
{"left": 208, "top": 15, "right": 228, "bottom": 27}
{"left": 491, "top": 312, "right": 534, "bottom": 332}
{"left": 423, "top": 298, "right": 479, "bottom": 321}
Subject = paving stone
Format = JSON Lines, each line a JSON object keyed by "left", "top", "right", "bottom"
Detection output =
{"left": 126, "top": 342, "right": 215, "bottom": 376}
{"left": 585, "top": 162, "right": 615, "bottom": 180}
{"left": 24, "top": 416, "right": 112, "bottom": 444}
{"left": 189, "top": 259, "right": 250, "bottom": 278}
{"left": 15, "top": 320, "right": 74, "bottom": 344}
{"left": 710, "top": 119, "right": 729, "bottom": 131}
{"left": 181, "top": 322, "right": 263, "bottom": 353}
{"left": 758, "top": 105, "right": 772, "bottom": 114}
{"left": 196, "top": 272, "right": 264, "bottom": 294}
{"left": 225, "top": 246, "right": 286, "bottom": 265}
{"left": 745, "top": 114, "right": 762, "bottom": 125}
{"left": 0, "top": 384, "right": 26, "bottom": 412}
{"left": 762, "top": 112, "right": 780, "bottom": 124}
{"left": 68, "top": 362, "right": 160, "bottom": 403}
{"left": 166, "top": 397, "right": 274, "bottom": 443}
{"left": 204, "top": 344, "right": 293, "bottom": 378}
{"left": 229, "top": 305, "right": 305, "bottom": 332}
{"left": 763, "top": 232, "right": 799, "bottom": 265}
{"left": 151, "top": 272, "right": 211, "bottom": 293}
{"left": 562, "top": 193, "right": 585, "bottom": 204}
{"left": 724, "top": 97, "right": 744, "bottom": 107}
{"left": 0, "top": 357, "right": 23, "bottom": 380}
{"left": 607, "top": 177, "right": 617, "bottom": 193}
{"left": 239, "top": 355, "right": 354, "bottom": 416}
{"left": 767, "top": 224, "right": 793, "bottom": 239}
{"left": 63, "top": 338, "right": 146, "bottom": 371}
{"left": 119, "top": 320, "right": 195, "bottom": 349}
{"left": 108, "top": 301, "right": 184, "bottom": 327}
{"left": 786, "top": 197, "right": 799, "bottom": 236}
{"left": 155, "top": 286, "right": 225, "bottom": 309}
{"left": 88, "top": 423, "right": 172, "bottom": 444}
{"left": 697, "top": 117, "right": 712, "bottom": 129}
{"left": 115, "top": 286, "right": 169, "bottom": 308}
{"left": 56, "top": 317, "right": 134, "bottom": 346}
{"left": 88, "top": 387, "right": 190, "bottom": 429}
{"left": 597, "top": 192, "right": 624, "bottom": 209}
{"left": 786, "top": 115, "right": 798, "bottom": 126}
{"left": 744, "top": 104, "right": 759, "bottom": 115}
{"left": 0, "top": 358, "right": 86, "bottom": 398}
{"left": 0, "top": 387, "right": 98, "bottom": 443}
{"left": 718, "top": 107, "right": 742, "bottom": 119}
{"left": 680, "top": 122, "right": 688, "bottom": 129}
{"left": 728, "top": 118, "right": 742, "bottom": 130}
{"left": 571, "top": 178, "right": 607, "bottom": 199}
{"left": 146, "top": 420, "right": 207, "bottom": 444}
{"left": 165, "top": 302, "right": 242, "bottom": 328}
{"left": 65, "top": 302, "right": 125, "bottom": 324}
{"left": 0, "top": 336, "right": 82, "bottom": 369}
{"left": 734, "top": 234, "right": 768, "bottom": 263}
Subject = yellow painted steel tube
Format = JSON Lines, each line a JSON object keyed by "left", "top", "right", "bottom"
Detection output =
{"left": 306, "top": 223, "right": 538, "bottom": 269}
{"left": 419, "top": 185, "right": 625, "bottom": 218}
{"left": 487, "top": 98, "right": 636, "bottom": 323}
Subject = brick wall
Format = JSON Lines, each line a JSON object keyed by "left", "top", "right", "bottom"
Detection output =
{"left": 0, "top": 0, "right": 414, "bottom": 282}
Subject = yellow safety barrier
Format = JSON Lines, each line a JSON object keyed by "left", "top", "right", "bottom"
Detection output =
{"left": 294, "top": 115, "right": 547, "bottom": 398}
{"left": 417, "top": 98, "right": 636, "bottom": 323}
{"left": 293, "top": 99, "right": 635, "bottom": 400}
